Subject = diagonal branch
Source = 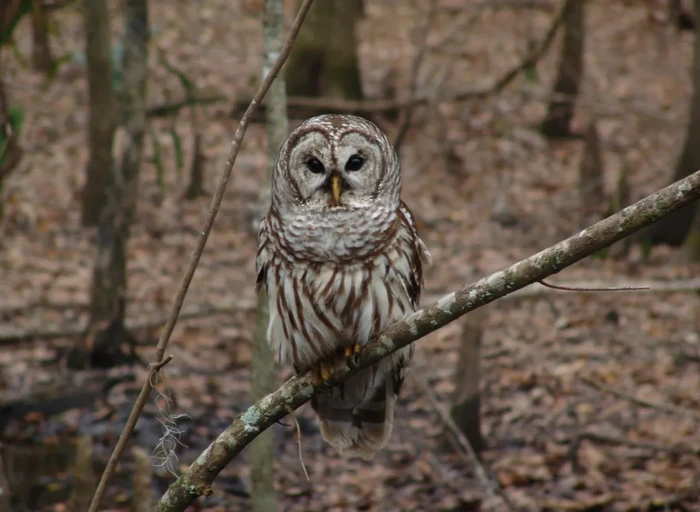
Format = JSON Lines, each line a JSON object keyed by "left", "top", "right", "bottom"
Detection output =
{"left": 153, "top": 171, "right": 700, "bottom": 512}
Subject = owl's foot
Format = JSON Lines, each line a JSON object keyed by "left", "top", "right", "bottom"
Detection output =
{"left": 311, "top": 360, "right": 333, "bottom": 391}
{"left": 344, "top": 343, "right": 362, "bottom": 370}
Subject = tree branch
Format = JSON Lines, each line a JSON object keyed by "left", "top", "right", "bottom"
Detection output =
{"left": 0, "top": 299, "right": 254, "bottom": 346}
{"left": 413, "top": 371, "right": 512, "bottom": 510}
{"left": 580, "top": 375, "right": 700, "bottom": 421}
{"left": 147, "top": 95, "right": 227, "bottom": 118}
{"left": 153, "top": 171, "right": 700, "bottom": 512}
{"left": 86, "top": 1, "right": 316, "bottom": 511}
{"left": 255, "top": 2, "right": 566, "bottom": 117}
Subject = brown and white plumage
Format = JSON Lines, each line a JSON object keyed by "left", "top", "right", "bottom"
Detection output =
{"left": 256, "top": 114, "right": 430, "bottom": 460}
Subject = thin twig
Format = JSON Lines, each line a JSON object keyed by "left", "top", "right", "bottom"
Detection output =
{"left": 86, "top": 2, "right": 316, "bottom": 511}
{"left": 569, "top": 431, "right": 700, "bottom": 471}
{"left": 4, "top": 276, "right": 700, "bottom": 333}
{"left": 274, "top": 1, "right": 566, "bottom": 116}
{"left": 472, "top": 278, "right": 700, "bottom": 302}
{"left": 285, "top": 406, "right": 309, "bottom": 481}
{"left": 538, "top": 279, "right": 650, "bottom": 292}
{"left": 580, "top": 375, "right": 700, "bottom": 421}
{"left": 151, "top": 170, "right": 700, "bottom": 512}
{"left": 147, "top": 95, "right": 227, "bottom": 117}
{"left": 392, "top": 0, "right": 438, "bottom": 150}
{"left": 0, "top": 299, "right": 255, "bottom": 345}
{"left": 412, "top": 372, "right": 512, "bottom": 511}
{"left": 150, "top": 354, "right": 174, "bottom": 372}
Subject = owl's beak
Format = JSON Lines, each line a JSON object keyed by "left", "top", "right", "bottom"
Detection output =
{"left": 330, "top": 172, "right": 342, "bottom": 204}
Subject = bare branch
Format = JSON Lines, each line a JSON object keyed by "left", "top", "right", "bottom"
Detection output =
{"left": 568, "top": 431, "right": 700, "bottom": 472}
{"left": 392, "top": 0, "right": 439, "bottom": 150}
{"left": 580, "top": 375, "right": 700, "bottom": 421}
{"left": 0, "top": 299, "right": 254, "bottom": 346}
{"left": 538, "top": 279, "right": 650, "bottom": 292}
{"left": 275, "top": 2, "right": 566, "bottom": 116}
{"left": 153, "top": 171, "right": 700, "bottom": 512}
{"left": 489, "top": 278, "right": 700, "bottom": 301}
{"left": 285, "top": 406, "right": 310, "bottom": 482}
{"left": 147, "top": 95, "right": 227, "bottom": 118}
{"left": 86, "top": 1, "right": 316, "bottom": 511}
{"left": 413, "top": 371, "right": 511, "bottom": 510}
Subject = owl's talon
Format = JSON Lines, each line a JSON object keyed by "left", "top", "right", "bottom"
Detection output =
{"left": 311, "top": 361, "right": 333, "bottom": 390}
{"left": 320, "top": 364, "right": 331, "bottom": 382}
{"left": 345, "top": 344, "right": 362, "bottom": 370}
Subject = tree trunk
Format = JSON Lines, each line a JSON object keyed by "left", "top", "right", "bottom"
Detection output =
{"left": 647, "top": 0, "right": 700, "bottom": 246}
{"left": 250, "top": 1, "right": 286, "bottom": 510}
{"left": 31, "top": 0, "right": 54, "bottom": 73}
{"left": 184, "top": 134, "right": 205, "bottom": 199}
{"left": 81, "top": 0, "right": 117, "bottom": 226}
{"left": 84, "top": 0, "right": 148, "bottom": 368}
{"left": 68, "top": 436, "right": 96, "bottom": 512}
{"left": 541, "top": 0, "right": 584, "bottom": 138}
{"left": 132, "top": 446, "right": 153, "bottom": 512}
{"left": 0, "top": 451, "right": 11, "bottom": 511}
{"left": 684, "top": 208, "right": 700, "bottom": 260}
{"left": 578, "top": 120, "right": 605, "bottom": 222}
{"left": 448, "top": 311, "right": 485, "bottom": 454}
{"left": 0, "top": 77, "right": 23, "bottom": 222}
{"left": 607, "top": 163, "right": 631, "bottom": 258}
{"left": 286, "top": 0, "right": 363, "bottom": 99}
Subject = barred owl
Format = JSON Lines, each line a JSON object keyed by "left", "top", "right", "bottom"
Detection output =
{"left": 256, "top": 114, "right": 431, "bottom": 460}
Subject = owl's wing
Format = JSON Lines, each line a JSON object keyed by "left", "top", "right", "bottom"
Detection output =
{"left": 399, "top": 200, "right": 432, "bottom": 266}
{"left": 255, "top": 213, "right": 272, "bottom": 293}
{"left": 386, "top": 200, "right": 430, "bottom": 398}
{"left": 397, "top": 200, "right": 431, "bottom": 308}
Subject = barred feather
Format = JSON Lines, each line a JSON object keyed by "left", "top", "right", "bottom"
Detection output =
{"left": 256, "top": 115, "right": 430, "bottom": 460}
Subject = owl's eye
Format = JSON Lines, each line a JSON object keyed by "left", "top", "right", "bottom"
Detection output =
{"left": 305, "top": 157, "right": 325, "bottom": 174}
{"left": 345, "top": 154, "right": 365, "bottom": 172}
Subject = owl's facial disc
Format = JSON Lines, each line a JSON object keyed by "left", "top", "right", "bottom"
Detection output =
{"left": 281, "top": 123, "right": 395, "bottom": 213}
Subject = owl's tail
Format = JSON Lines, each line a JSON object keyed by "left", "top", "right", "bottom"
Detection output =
{"left": 312, "top": 380, "right": 395, "bottom": 461}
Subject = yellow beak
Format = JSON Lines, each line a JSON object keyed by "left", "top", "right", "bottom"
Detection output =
{"left": 330, "top": 173, "right": 342, "bottom": 204}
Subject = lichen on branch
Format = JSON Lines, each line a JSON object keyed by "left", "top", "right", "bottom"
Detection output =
{"left": 153, "top": 171, "right": 700, "bottom": 512}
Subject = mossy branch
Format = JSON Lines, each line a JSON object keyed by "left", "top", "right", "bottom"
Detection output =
{"left": 153, "top": 171, "right": 700, "bottom": 512}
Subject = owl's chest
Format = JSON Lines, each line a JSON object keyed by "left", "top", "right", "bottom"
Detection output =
{"left": 274, "top": 251, "right": 411, "bottom": 343}
{"left": 278, "top": 208, "right": 396, "bottom": 262}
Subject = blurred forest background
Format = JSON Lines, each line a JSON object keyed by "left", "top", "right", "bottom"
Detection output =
{"left": 1, "top": 0, "right": 700, "bottom": 510}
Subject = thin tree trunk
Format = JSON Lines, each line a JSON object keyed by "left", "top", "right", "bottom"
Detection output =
{"left": 541, "top": 0, "right": 584, "bottom": 138}
{"left": 184, "top": 133, "right": 205, "bottom": 199}
{"left": 81, "top": 0, "right": 117, "bottom": 226}
{"left": 84, "top": 0, "right": 148, "bottom": 368}
{"left": 68, "top": 436, "right": 96, "bottom": 512}
{"left": 31, "top": 0, "right": 54, "bottom": 73}
{"left": 0, "top": 451, "right": 11, "bottom": 511}
{"left": 684, "top": 208, "right": 700, "bottom": 260}
{"left": 184, "top": 78, "right": 206, "bottom": 200}
{"left": 607, "top": 163, "right": 631, "bottom": 258}
{"left": 132, "top": 446, "right": 153, "bottom": 512}
{"left": 648, "top": 0, "right": 700, "bottom": 245}
{"left": 0, "top": 76, "right": 23, "bottom": 221}
{"left": 448, "top": 311, "right": 485, "bottom": 453}
{"left": 251, "top": 1, "right": 286, "bottom": 510}
{"left": 286, "top": 0, "right": 363, "bottom": 99}
{"left": 578, "top": 120, "right": 605, "bottom": 222}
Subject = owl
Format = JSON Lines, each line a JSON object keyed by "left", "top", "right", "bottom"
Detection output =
{"left": 256, "top": 114, "right": 431, "bottom": 460}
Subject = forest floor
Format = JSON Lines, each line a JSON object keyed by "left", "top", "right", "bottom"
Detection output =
{"left": 1, "top": 0, "right": 700, "bottom": 510}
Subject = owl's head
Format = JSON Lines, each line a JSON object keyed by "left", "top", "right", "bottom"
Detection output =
{"left": 271, "top": 114, "right": 401, "bottom": 214}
